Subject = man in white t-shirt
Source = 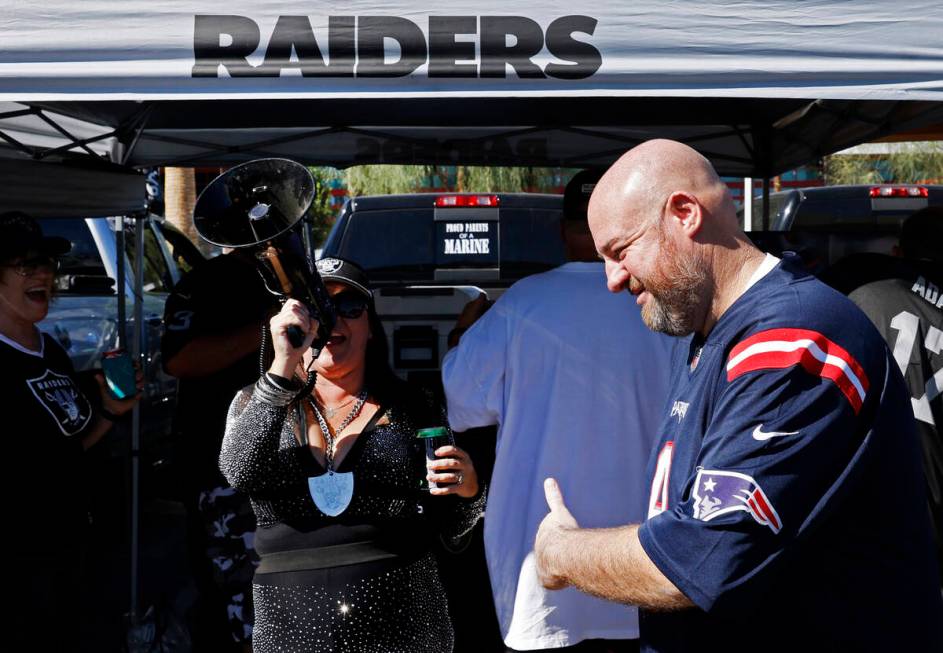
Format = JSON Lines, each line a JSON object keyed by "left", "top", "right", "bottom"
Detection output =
{"left": 442, "top": 171, "right": 675, "bottom": 652}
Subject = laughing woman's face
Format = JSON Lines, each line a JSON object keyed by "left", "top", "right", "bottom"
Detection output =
{"left": 0, "top": 254, "right": 56, "bottom": 328}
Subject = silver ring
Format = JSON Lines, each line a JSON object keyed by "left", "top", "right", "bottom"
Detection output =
{"left": 456, "top": 473, "right": 464, "bottom": 485}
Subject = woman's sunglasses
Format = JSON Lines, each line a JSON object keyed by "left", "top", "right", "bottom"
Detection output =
{"left": 332, "top": 291, "right": 369, "bottom": 319}
{"left": 2, "top": 255, "right": 60, "bottom": 277}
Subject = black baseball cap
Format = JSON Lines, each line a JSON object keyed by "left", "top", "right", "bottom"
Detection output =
{"left": 0, "top": 211, "right": 71, "bottom": 264}
{"left": 314, "top": 257, "right": 373, "bottom": 299}
{"left": 900, "top": 206, "right": 943, "bottom": 264}
{"left": 563, "top": 169, "right": 603, "bottom": 221}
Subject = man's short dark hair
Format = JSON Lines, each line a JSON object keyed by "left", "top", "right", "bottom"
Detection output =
{"left": 900, "top": 207, "right": 943, "bottom": 263}
{"left": 563, "top": 170, "right": 603, "bottom": 222}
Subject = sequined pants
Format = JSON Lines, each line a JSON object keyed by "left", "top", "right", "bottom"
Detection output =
{"left": 252, "top": 553, "right": 454, "bottom": 652}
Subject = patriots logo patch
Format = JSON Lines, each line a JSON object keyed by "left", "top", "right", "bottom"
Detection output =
{"left": 691, "top": 469, "right": 782, "bottom": 533}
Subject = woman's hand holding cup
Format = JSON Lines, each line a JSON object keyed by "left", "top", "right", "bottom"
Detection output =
{"left": 427, "top": 445, "right": 479, "bottom": 499}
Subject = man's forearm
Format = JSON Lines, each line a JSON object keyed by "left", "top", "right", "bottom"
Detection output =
{"left": 544, "top": 524, "right": 693, "bottom": 611}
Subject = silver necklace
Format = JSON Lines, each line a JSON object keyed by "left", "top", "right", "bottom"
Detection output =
{"left": 305, "top": 390, "right": 367, "bottom": 517}
{"left": 316, "top": 394, "right": 358, "bottom": 419}
{"left": 309, "top": 390, "right": 368, "bottom": 469}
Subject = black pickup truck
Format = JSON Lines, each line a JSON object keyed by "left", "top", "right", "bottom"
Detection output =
{"left": 742, "top": 184, "right": 943, "bottom": 278}
{"left": 321, "top": 191, "right": 565, "bottom": 387}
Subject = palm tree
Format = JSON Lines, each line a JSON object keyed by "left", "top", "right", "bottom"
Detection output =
{"left": 163, "top": 167, "right": 208, "bottom": 254}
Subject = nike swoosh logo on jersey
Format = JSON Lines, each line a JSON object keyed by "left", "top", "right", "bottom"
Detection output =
{"left": 752, "top": 425, "right": 800, "bottom": 441}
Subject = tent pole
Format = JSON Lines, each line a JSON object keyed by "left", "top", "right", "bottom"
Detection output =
{"left": 118, "top": 104, "right": 155, "bottom": 167}
{"left": 129, "top": 215, "right": 145, "bottom": 623}
{"left": 756, "top": 124, "right": 772, "bottom": 231}
{"left": 115, "top": 220, "right": 126, "bottom": 348}
{"left": 743, "top": 177, "right": 753, "bottom": 231}
{"left": 0, "top": 128, "right": 35, "bottom": 157}
{"left": 762, "top": 179, "right": 770, "bottom": 231}
{"left": 114, "top": 217, "right": 135, "bottom": 623}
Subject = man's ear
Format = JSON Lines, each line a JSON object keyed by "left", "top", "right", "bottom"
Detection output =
{"left": 665, "top": 191, "right": 703, "bottom": 238}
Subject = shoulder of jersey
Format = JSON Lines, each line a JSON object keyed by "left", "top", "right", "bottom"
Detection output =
{"left": 720, "top": 261, "right": 877, "bottom": 412}
{"left": 725, "top": 320, "right": 871, "bottom": 415}
{"left": 41, "top": 332, "right": 71, "bottom": 364}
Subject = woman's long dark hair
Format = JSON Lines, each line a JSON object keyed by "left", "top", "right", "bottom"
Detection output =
{"left": 363, "top": 301, "right": 402, "bottom": 405}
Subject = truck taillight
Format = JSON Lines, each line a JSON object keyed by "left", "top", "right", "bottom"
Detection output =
{"left": 869, "top": 186, "right": 928, "bottom": 198}
{"left": 435, "top": 195, "right": 500, "bottom": 207}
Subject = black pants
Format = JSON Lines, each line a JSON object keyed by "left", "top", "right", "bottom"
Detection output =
{"left": 12, "top": 553, "right": 85, "bottom": 651}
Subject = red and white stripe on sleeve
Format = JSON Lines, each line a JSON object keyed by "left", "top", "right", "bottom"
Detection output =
{"left": 726, "top": 328, "right": 869, "bottom": 414}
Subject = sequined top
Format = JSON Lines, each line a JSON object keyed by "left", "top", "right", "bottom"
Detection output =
{"left": 220, "top": 380, "right": 485, "bottom": 653}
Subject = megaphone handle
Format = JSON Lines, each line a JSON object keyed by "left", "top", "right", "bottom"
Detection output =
{"left": 287, "top": 306, "right": 329, "bottom": 350}
{"left": 287, "top": 325, "right": 306, "bottom": 349}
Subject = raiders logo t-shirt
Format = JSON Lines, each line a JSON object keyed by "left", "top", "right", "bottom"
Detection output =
{"left": 2, "top": 331, "right": 95, "bottom": 552}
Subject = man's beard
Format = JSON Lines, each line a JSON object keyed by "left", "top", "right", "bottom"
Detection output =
{"left": 636, "top": 241, "right": 710, "bottom": 337}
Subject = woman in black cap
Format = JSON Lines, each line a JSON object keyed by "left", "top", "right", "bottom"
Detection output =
{"left": 0, "top": 212, "right": 141, "bottom": 650}
{"left": 221, "top": 257, "right": 484, "bottom": 653}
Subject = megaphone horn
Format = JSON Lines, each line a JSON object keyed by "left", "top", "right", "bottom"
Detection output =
{"left": 193, "top": 158, "right": 315, "bottom": 248}
{"left": 191, "top": 158, "right": 337, "bottom": 352}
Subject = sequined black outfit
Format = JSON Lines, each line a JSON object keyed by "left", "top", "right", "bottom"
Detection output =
{"left": 221, "top": 379, "right": 484, "bottom": 653}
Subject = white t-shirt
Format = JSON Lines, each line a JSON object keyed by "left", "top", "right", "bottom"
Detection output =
{"left": 442, "top": 262, "right": 676, "bottom": 650}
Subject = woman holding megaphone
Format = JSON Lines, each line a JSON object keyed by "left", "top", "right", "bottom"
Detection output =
{"left": 221, "top": 257, "right": 483, "bottom": 653}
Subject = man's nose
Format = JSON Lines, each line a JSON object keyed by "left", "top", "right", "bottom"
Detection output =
{"left": 604, "top": 259, "right": 630, "bottom": 293}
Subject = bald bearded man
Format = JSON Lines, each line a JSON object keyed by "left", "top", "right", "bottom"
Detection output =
{"left": 534, "top": 140, "right": 942, "bottom": 651}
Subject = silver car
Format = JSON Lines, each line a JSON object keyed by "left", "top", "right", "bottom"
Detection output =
{"left": 37, "top": 215, "right": 205, "bottom": 456}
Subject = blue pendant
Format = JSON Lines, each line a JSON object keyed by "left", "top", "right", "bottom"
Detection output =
{"left": 308, "top": 470, "right": 354, "bottom": 516}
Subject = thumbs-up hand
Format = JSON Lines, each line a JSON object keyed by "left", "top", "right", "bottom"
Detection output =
{"left": 535, "top": 477, "right": 580, "bottom": 590}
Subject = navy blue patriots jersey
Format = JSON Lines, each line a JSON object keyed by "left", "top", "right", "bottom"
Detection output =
{"left": 637, "top": 256, "right": 943, "bottom": 652}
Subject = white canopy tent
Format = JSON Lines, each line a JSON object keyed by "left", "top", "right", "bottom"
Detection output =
{"left": 1, "top": 0, "right": 942, "bottom": 633}
{"left": 1, "top": 1, "right": 941, "bottom": 182}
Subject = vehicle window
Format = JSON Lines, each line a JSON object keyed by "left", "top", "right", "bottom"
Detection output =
{"left": 335, "top": 207, "right": 564, "bottom": 282}
{"left": 124, "top": 224, "right": 173, "bottom": 293}
{"left": 500, "top": 208, "right": 565, "bottom": 271}
{"left": 156, "top": 222, "right": 205, "bottom": 276}
{"left": 338, "top": 210, "right": 436, "bottom": 279}
{"left": 750, "top": 192, "right": 791, "bottom": 230}
{"left": 38, "top": 219, "right": 107, "bottom": 276}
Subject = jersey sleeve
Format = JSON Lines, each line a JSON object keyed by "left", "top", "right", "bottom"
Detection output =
{"left": 638, "top": 328, "right": 878, "bottom": 614}
{"left": 441, "top": 300, "right": 510, "bottom": 432}
{"left": 160, "top": 270, "right": 227, "bottom": 364}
